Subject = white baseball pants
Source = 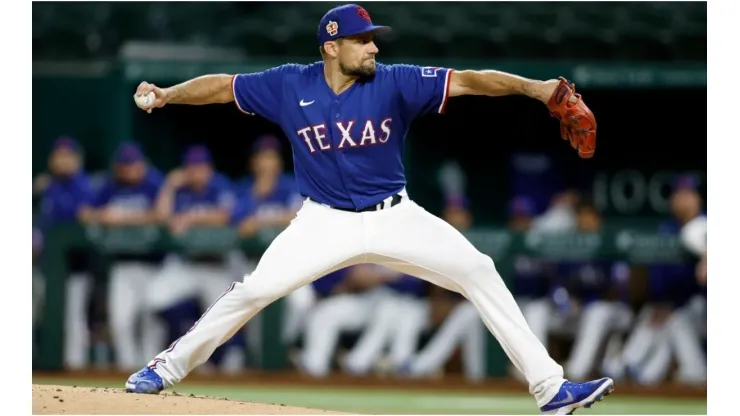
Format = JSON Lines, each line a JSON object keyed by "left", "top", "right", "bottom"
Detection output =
{"left": 146, "top": 198, "right": 565, "bottom": 406}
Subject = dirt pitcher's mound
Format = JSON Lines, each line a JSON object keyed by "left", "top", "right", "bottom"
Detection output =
{"left": 33, "top": 385, "right": 351, "bottom": 415}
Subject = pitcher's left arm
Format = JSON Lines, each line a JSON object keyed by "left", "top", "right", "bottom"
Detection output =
{"left": 449, "top": 70, "right": 597, "bottom": 159}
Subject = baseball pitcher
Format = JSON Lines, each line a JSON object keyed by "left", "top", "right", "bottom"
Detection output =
{"left": 127, "top": 5, "right": 608, "bottom": 414}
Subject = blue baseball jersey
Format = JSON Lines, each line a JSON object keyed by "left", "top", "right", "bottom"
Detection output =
{"left": 508, "top": 154, "right": 566, "bottom": 215}
{"left": 229, "top": 195, "right": 256, "bottom": 226}
{"left": 174, "top": 173, "right": 236, "bottom": 214}
{"left": 232, "top": 62, "right": 453, "bottom": 210}
{"left": 39, "top": 173, "right": 93, "bottom": 228}
{"left": 647, "top": 219, "right": 701, "bottom": 307}
{"left": 555, "top": 260, "right": 630, "bottom": 305}
{"left": 92, "top": 168, "right": 164, "bottom": 211}
{"left": 312, "top": 268, "right": 349, "bottom": 298}
{"left": 386, "top": 274, "right": 427, "bottom": 298}
{"left": 233, "top": 174, "right": 302, "bottom": 221}
{"left": 510, "top": 256, "right": 553, "bottom": 299}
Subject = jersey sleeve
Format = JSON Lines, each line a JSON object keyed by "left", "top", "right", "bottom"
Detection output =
{"left": 232, "top": 64, "right": 299, "bottom": 123}
{"left": 392, "top": 64, "right": 454, "bottom": 118}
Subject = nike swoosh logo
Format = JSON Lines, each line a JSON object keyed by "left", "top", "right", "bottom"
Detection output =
{"left": 549, "top": 390, "right": 575, "bottom": 406}
{"left": 299, "top": 99, "right": 315, "bottom": 107}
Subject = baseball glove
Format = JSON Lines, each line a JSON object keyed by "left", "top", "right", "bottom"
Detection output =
{"left": 546, "top": 77, "right": 597, "bottom": 159}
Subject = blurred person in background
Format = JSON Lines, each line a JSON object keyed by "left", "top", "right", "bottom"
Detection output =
{"left": 397, "top": 194, "right": 487, "bottom": 382}
{"left": 531, "top": 190, "right": 580, "bottom": 233}
{"left": 602, "top": 175, "right": 706, "bottom": 385}
{"left": 34, "top": 136, "right": 95, "bottom": 370}
{"left": 677, "top": 180, "right": 707, "bottom": 343}
{"left": 233, "top": 134, "right": 302, "bottom": 231}
{"left": 556, "top": 200, "right": 633, "bottom": 381}
{"left": 341, "top": 269, "right": 428, "bottom": 376}
{"left": 507, "top": 196, "right": 558, "bottom": 382}
{"left": 33, "top": 227, "right": 45, "bottom": 361}
{"left": 78, "top": 142, "right": 166, "bottom": 371}
{"left": 298, "top": 265, "right": 404, "bottom": 377}
{"left": 147, "top": 145, "right": 246, "bottom": 373}
{"left": 286, "top": 269, "right": 348, "bottom": 370}
{"left": 230, "top": 135, "right": 303, "bottom": 353}
{"left": 507, "top": 153, "right": 567, "bottom": 216}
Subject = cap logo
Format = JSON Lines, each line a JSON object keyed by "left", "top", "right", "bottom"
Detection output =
{"left": 326, "top": 21, "right": 339, "bottom": 36}
{"left": 356, "top": 6, "right": 371, "bottom": 22}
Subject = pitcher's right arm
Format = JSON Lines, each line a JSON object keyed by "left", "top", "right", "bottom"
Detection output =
{"left": 134, "top": 74, "right": 235, "bottom": 111}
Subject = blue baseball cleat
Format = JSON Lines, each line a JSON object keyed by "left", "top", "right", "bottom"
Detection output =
{"left": 540, "top": 377, "right": 614, "bottom": 415}
{"left": 125, "top": 367, "right": 165, "bottom": 394}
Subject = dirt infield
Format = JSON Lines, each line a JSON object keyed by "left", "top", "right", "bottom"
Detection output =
{"left": 33, "top": 384, "right": 349, "bottom": 415}
{"left": 33, "top": 369, "right": 707, "bottom": 399}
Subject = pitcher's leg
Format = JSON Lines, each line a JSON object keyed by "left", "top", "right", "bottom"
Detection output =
{"left": 131, "top": 201, "right": 365, "bottom": 390}
{"left": 521, "top": 298, "right": 554, "bottom": 345}
{"left": 366, "top": 201, "right": 565, "bottom": 406}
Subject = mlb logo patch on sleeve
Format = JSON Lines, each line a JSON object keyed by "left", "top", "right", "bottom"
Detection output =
{"left": 421, "top": 67, "right": 443, "bottom": 77}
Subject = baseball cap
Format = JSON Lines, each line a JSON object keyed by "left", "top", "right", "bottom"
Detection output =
{"left": 252, "top": 134, "right": 282, "bottom": 154}
{"left": 317, "top": 4, "right": 391, "bottom": 45}
{"left": 445, "top": 194, "right": 470, "bottom": 209}
{"left": 52, "top": 135, "right": 81, "bottom": 153}
{"left": 114, "top": 142, "right": 144, "bottom": 164}
{"left": 508, "top": 196, "right": 536, "bottom": 217}
{"left": 182, "top": 145, "right": 212, "bottom": 166}
{"left": 673, "top": 173, "right": 700, "bottom": 192}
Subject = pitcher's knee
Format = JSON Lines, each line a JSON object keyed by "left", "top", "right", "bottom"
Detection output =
{"left": 239, "top": 284, "right": 283, "bottom": 310}
{"left": 466, "top": 254, "right": 500, "bottom": 282}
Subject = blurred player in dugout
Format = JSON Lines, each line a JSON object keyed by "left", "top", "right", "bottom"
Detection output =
{"left": 144, "top": 144, "right": 253, "bottom": 372}
{"left": 294, "top": 265, "right": 422, "bottom": 377}
{"left": 395, "top": 193, "right": 487, "bottom": 382}
{"left": 230, "top": 135, "right": 303, "bottom": 277}
{"left": 228, "top": 134, "right": 303, "bottom": 368}
{"left": 602, "top": 174, "right": 706, "bottom": 385}
{"left": 33, "top": 137, "right": 96, "bottom": 370}
{"left": 77, "top": 142, "right": 167, "bottom": 372}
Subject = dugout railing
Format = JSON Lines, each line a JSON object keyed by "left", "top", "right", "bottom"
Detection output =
{"left": 35, "top": 223, "right": 692, "bottom": 377}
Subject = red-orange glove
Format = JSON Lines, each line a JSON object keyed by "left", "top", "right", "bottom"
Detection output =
{"left": 547, "top": 77, "right": 597, "bottom": 159}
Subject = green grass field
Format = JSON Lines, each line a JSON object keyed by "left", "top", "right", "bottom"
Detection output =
{"left": 33, "top": 377, "right": 707, "bottom": 415}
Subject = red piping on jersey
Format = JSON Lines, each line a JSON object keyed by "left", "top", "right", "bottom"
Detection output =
{"left": 231, "top": 74, "right": 254, "bottom": 115}
{"left": 439, "top": 69, "right": 454, "bottom": 114}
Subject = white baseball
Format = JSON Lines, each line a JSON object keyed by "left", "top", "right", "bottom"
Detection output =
{"left": 134, "top": 92, "right": 156, "bottom": 109}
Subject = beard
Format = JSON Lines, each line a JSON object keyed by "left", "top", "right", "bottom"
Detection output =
{"left": 339, "top": 60, "right": 376, "bottom": 77}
